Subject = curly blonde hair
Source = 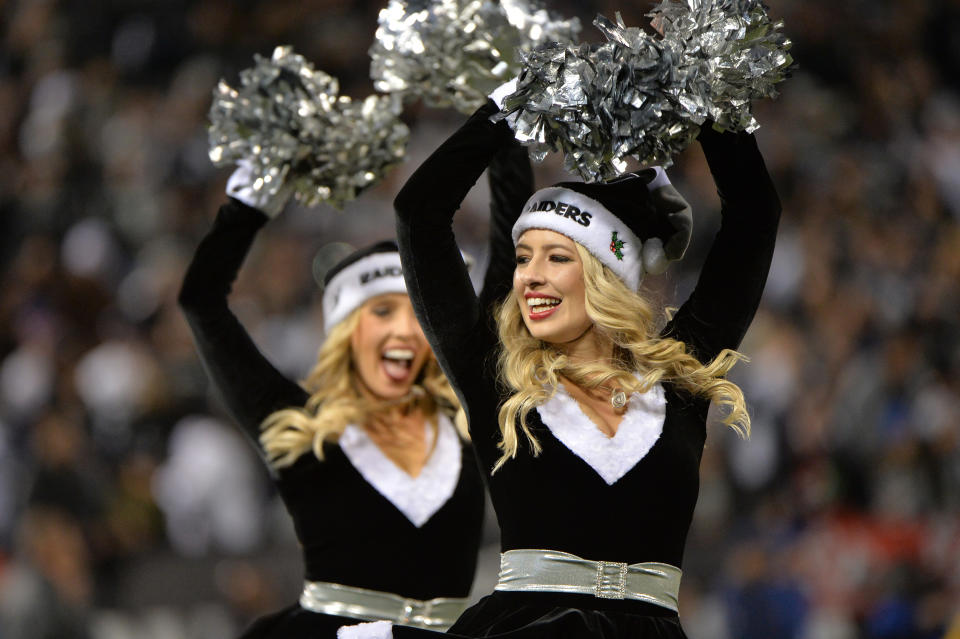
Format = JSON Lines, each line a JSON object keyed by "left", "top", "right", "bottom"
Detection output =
{"left": 494, "top": 242, "right": 749, "bottom": 472}
{"left": 260, "top": 306, "right": 466, "bottom": 469}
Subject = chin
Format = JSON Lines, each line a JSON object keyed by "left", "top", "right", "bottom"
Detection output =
{"left": 523, "top": 324, "right": 553, "bottom": 343}
{"left": 524, "top": 321, "right": 592, "bottom": 347}
{"left": 522, "top": 321, "right": 567, "bottom": 344}
{"left": 361, "top": 379, "right": 408, "bottom": 401}
{"left": 380, "top": 385, "right": 414, "bottom": 400}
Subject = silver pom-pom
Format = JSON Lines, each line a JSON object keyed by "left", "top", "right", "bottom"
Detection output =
{"left": 498, "top": 0, "right": 794, "bottom": 182}
{"left": 370, "top": 0, "right": 580, "bottom": 114}
{"left": 208, "top": 46, "right": 409, "bottom": 208}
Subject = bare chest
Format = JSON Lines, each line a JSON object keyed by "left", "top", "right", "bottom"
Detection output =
{"left": 363, "top": 415, "right": 435, "bottom": 477}
{"left": 560, "top": 382, "right": 626, "bottom": 438}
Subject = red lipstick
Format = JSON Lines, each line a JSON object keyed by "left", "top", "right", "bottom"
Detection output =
{"left": 524, "top": 293, "right": 562, "bottom": 321}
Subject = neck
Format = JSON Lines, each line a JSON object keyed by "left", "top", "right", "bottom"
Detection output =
{"left": 354, "top": 378, "right": 427, "bottom": 420}
{"left": 553, "top": 325, "right": 615, "bottom": 364}
{"left": 362, "top": 399, "right": 431, "bottom": 435}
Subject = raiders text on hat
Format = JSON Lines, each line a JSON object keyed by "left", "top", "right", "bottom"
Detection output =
{"left": 322, "top": 247, "right": 407, "bottom": 334}
{"left": 360, "top": 265, "right": 403, "bottom": 285}
{"left": 526, "top": 199, "right": 593, "bottom": 227}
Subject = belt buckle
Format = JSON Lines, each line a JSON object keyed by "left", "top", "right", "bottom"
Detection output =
{"left": 402, "top": 598, "right": 437, "bottom": 627}
{"left": 398, "top": 599, "right": 417, "bottom": 624}
{"left": 595, "top": 561, "right": 628, "bottom": 599}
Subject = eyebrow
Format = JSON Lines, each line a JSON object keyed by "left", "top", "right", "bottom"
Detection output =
{"left": 515, "top": 243, "right": 575, "bottom": 252}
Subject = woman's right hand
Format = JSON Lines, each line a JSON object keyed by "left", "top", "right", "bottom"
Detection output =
{"left": 488, "top": 77, "right": 518, "bottom": 110}
{"left": 226, "top": 159, "right": 295, "bottom": 218}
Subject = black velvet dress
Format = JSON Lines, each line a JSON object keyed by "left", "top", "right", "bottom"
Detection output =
{"left": 177, "top": 141, "right": 533, "bottom": 638}
{"left": 391, "top": 101, "right": 781, "bottom": 638}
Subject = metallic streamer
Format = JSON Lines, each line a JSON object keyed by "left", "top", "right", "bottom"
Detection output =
{"left": 370, "top": 0, "right": 580, "bottom": 114}
{"left": 208, "top": 46, "right": 409, "bottom": 209}
{"left": 496, "top": 0, "right": 794, "bottom": 182}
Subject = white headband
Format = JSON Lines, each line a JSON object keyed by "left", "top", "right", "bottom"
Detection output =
{"left": 512, "top": 167, "right": 675, "bottom": 290}
{"left": 322, "top": 251, "right": 407, "bottom": 334}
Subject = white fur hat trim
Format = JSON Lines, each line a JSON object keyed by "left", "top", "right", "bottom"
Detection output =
{"left": 322, "top": 251, "right": 406, "bottom": 334}
{"left": 513, "top": 187, "right": 644, "bottom": 290}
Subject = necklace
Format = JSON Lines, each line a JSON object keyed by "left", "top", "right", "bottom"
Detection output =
{"left": 598, "top": 385, "right": 628, "bottom": 409}
{"left": 559, "top": 374, "right": 628, "bottom": 410}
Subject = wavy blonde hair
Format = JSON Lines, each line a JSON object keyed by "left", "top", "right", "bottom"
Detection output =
{"left": 494, "top": 242, "right": 749, "bottom": 472}
{"left": 260, "top": 306, "right": 466, "bottom": 468}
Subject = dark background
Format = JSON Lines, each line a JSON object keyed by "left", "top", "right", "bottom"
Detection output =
{"left": 1, "top": 1, "right": 958, "bottom": 638}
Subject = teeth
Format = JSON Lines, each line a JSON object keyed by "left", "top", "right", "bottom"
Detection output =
{"left": 383, "top": 348, "right": 414, "bottom": 361}
{"left": 528, "top": 296, "right": 561, "bottom": 315}
{"left": 526, "top": 297, "right": 560, "bottom": 307}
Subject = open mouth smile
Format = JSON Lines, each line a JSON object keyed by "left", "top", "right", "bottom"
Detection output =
{"left": 526, "top": 295, "right": 561, "bottom": 320}
{"left": 381, "top": 348, "right": 416, "bottom": 382}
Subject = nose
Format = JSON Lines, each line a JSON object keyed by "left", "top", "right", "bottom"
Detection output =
{"left": 517, "top": 257, "right": 545, "bottom": 288}
{"left": 392, "top": 304, "right": 424, "bottom": 340}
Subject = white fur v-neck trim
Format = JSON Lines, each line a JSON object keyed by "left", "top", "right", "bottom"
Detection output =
{"left": 535, "top": 380, "right": 666, "bottom": 485}
{"left": 339, "top": 415, "right": 461, "bottom": 527}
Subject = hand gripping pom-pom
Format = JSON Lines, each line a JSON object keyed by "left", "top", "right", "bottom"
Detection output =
{"left": 495, "top": 0, "right": 794, "bottom": 182}
{"left": 208, "top": 46, "right": 410, "bottom": 209}
{"left": 370, "top": 0, "right": 580, "bottom": 114}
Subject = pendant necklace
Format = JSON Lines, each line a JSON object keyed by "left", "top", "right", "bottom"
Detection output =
{"left": 598, "top": 385, "right": 628, "bottom": 409}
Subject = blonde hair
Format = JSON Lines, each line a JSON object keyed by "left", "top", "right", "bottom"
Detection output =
{"left": 494, "top": 242, "right": 749, "bottom": 472}
{"left": 260, "top": 307, "right": 466, "bottom": 468}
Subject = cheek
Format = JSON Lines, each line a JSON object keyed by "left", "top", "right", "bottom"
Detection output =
{"left": 415, "top": 351, "right": 432, "bottom": 376}
{"left": 411, "top": 318, "right": 427, "bottom": 342}
{"left": 348, "top": 333, "right": 366, "bottom": 373}
{"left": 349, "top": 327, "right": 362, "bottom": 360}
{"left": 513, "top": 273, "right": 526, "bottom": 308}
{"left": 350, "top": 317, "right": 379, "bottom": 362}
{"left": 561, "top": 274, "right": 589, "bottom": 323}
{"left": 563, "top": 269, "right": 586, "bottom": 304}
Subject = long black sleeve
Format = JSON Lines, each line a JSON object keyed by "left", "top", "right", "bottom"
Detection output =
{"left": 395, "top": 100, "right": 524, "bottom": 460}
{"left": 482, "top": 132, "right": 534, "bottom": 309}
{"left": 394, "top": 100, "right": 519, "bottom": 372}
{"left": 664, "top": 127, "right": 782, "bottom": 362}
{"left": 179, "top": 199, "right": 308, "bottom": 448}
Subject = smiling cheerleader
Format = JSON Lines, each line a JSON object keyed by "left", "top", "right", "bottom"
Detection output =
{"left": 360, "top": 94, "right": 780, "bottom": 639}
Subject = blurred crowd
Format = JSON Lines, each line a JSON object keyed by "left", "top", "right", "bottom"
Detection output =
{"left": 1, "top": 0, "right": 958, "bottom": 638}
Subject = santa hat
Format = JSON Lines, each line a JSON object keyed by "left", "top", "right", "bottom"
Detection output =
{"left": 512, "top": 167, "right": 692, "bottom": 290}
{"left": 321, "top": 241, "right": 406, "bottom": 334}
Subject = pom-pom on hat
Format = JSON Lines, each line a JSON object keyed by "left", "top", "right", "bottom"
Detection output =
{"left": 321, "top": 241, "right": 406, "bottom": 334}
{"left": 512, "top": 167, "right": 692, "bottom": 290}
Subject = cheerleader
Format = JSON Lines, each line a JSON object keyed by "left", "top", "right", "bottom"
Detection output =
{"left": 177, "top": 136, "right": 532, "bottom": 637}
{"left": 383, "top": 95, "right": 781, "bottom": 638}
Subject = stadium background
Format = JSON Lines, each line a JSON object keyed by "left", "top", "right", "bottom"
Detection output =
{"left": 1, "top": 1, "right": 958, "bottom": 637}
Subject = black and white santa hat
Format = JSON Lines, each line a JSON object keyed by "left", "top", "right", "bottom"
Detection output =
{"left": 321, "top": 241, "right": 406, "bottom": 334}
{"left": 512, "top": 167, "right": 693, "bottom": 290}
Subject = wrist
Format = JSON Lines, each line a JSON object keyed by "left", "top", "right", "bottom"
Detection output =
{"left": 226, "top": 160, "right": 293, "bottom": 218}
{"left": 488, "top": 77, "right": 518, "bottom": 110}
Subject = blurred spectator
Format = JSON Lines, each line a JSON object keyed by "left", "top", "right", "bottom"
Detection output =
{"left": 0, "top": 506, "right": 93, "bottom": 639}
{"left": 1, "top": 0, "right": 959, "bottom": 637}
{"left": 153, "top": 416, "right": 267, "bottom": 557}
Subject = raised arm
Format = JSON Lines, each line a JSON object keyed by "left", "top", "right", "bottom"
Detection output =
{"left": 664, "top": 127, "right": 782, "bottom": 362}
{"left": 179, "top": 199, "right": 308, "bottom": 446}
{"left": 480, "top": 136, "right": 533, "bottom": 310}
{"left": 395, "top": 100, "right": 518, "bottom": 389}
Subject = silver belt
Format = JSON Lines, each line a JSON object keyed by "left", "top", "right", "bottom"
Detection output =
{"left": 299, "top": 580, "right": 468, "bottom": 629}
{"left": 495, "top": 549, "right": 681, "bottom": 612}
